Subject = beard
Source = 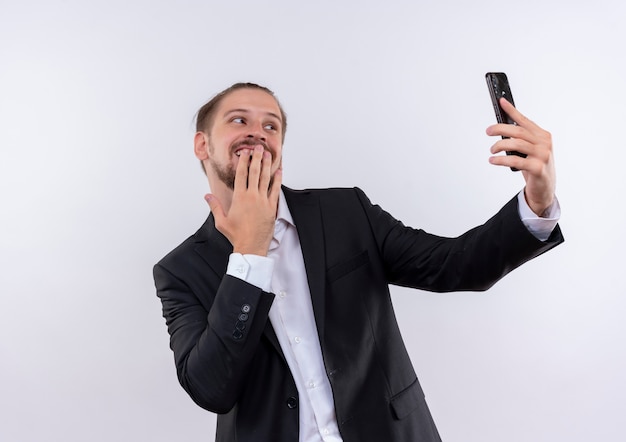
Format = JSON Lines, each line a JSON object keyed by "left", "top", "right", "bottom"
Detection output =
{"left": 208, "top": 138, "right": 276, "bottom": 191}
{"left": 208, "top": 156, "right": 236, "bottom": 190}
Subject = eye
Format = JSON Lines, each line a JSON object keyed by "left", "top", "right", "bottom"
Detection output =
{"left": 231, "top": 117, "right": 245, "bottom": 124}
{"left": 264, "top": 123, "right": 276, "bottom": 131}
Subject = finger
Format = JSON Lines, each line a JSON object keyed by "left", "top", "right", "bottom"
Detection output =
{"left": 490, "top": 138, "right": 531, "bottom": 156}
{"left": 488, "top": 153, "right": 527, "bottom": 171}
{"left": 499, "top": 97, "right": 535, "bottom": 129}
{"left": 247, "top": 145, "right": 264, "bottom": 190}
{"left": 486, "top": 122, "right": 526, "bottom": 140}
{"left": 259, "top": 150, "right": 272, "bottom": 191}
{"left": 204, "top": 194, "right": 226, "bottom": 221}
{"left": 234, "top": 148, "right": 251, "bottom": 190}
{"left": 268, "top": 168, "right": 283, "bottom": 203}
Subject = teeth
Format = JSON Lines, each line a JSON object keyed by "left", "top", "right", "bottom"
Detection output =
{"left": 235, "top": 150, "right": 255, "bottom": 157}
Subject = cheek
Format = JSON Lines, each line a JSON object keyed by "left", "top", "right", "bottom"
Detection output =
{"left": 211, "top": 137, "right": 234, "bottom": 158}
{"left": 272, "top": 147, "right": 283, "bottom": 166}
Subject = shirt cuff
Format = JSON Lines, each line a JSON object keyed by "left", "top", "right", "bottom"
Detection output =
{"left": 226, "top": 253, "right": 274, "bottom": 292}
{"left": 517, "top": 190, "right": 561, "bottom": 241}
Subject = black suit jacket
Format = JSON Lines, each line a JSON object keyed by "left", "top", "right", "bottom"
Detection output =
{"left": 154, "top": 187, "right": 563, "bottom": 442}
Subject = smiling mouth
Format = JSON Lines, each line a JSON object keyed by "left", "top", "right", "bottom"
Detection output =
{"left": 233, "top": 144, "right": 272, "bottom": 160}
{"left": 232, "top": 138, "right": 270, "bottom": 156}
{"left": 234, "top": 149, "right": 254, "bottom": 157}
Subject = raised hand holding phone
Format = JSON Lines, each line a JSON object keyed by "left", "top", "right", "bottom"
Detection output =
{"left": 485, "top": 73, "right": 556, "bottom": 216}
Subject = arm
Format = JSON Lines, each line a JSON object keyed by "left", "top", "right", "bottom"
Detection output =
{"left": 356, "top": 188, "right": 563, "bottom": 292}
{"left": 155, "top": 143, "right": 282, "bottom": 412}
{"left": 154, "top": 261, "right": 274, "bottom": 413}
{"left": 366, "top": 99, "right": 559, "bottom": 290}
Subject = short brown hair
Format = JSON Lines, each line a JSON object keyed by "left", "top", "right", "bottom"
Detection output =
{"left": 195, "top": 82, "right": 287, "bottom": 141}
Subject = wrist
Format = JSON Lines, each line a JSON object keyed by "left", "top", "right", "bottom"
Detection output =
{"left": 530, "top": 201, "right": 553, "bottom": 218}
{"left": 524, "top": 190, "right": 554, "bottom": 218}
{"left": 233, "top": 242, "right": 270, "bottom": 257}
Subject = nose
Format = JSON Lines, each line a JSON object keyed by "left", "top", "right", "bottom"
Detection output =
{"left": 246, "top": 133, "right": 266, "bottom": 142}
{"left": 246, "top": 122, "right": 266, "bottom": 142}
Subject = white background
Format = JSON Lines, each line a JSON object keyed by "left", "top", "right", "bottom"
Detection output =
{"left": 1, "top": 1, "right": 624, "bottom": 441}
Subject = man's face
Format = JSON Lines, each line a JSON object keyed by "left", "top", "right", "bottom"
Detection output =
{"left": 203, "top": 88, "right": 284, "bottom": 190}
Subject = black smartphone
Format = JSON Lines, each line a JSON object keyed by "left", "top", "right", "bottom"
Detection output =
{"left": 485, "top": 72, "right": 526, "bottom": 171}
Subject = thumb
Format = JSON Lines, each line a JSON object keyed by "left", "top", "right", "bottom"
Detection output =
{"left": 204, "top": 194, "right": 225, "bottom": 221}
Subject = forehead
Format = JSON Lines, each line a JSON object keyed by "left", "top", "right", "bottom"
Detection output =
{"left": 217, "top": 88, "right": 282, "bottom": 120}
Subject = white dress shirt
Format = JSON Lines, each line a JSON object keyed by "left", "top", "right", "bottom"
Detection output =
{"left": 226, "top": 189, "right": 560, "bottom": 442}
{"left": 227, "top": 191, "right": 342, "bottom": 442}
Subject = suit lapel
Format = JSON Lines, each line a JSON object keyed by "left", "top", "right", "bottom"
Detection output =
{"left": 193, "top": 213, "right": 232, "bottom": 276}
{"left": 283, "top": 187, "right": 328, "bottom": 343}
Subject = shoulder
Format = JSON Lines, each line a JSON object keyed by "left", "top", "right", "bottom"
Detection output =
{"left": 155, "top": 233, "right": 196, "bottom": 269}
{"left": 282, "top": 186, "right": 381, "bottom": 232}
{"left": 154, "top": 216, "right": 212, "bottom": 270}
{"left": 282, "top": 185, "right": 369, "bottom": 204}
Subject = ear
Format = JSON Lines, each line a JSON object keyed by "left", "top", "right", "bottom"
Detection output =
{"left": 194, "top": 132, "right": 209, "bottom": 160}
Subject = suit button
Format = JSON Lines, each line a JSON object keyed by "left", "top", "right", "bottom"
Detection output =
{"left": 235, "top": 321, "right": 246, "bottom": 331}
{"left": 232, "top": 330, "right": 243, "bottom": 340}
{"left": 241, "top": 304, "right": 251, "bottom": 314}
{"left": 286, "top": 397, "right": 298, "bottom": 409}
{"left": 238, "top": 313, "right": 249, "bottom": 322}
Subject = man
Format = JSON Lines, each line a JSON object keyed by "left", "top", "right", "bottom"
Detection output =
{"left": 154, "top": 82, "right": 563, "bottom": 442}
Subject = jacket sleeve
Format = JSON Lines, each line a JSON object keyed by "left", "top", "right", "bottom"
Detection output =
{"left": 355, "top": 188, "right": 564, "bottom": 292}
{"left": 154, "top": 262, "right": 275, "bottom": 413}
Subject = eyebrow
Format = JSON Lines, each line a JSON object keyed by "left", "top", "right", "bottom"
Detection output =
{"left": 223, "top": 108, "right": 282, "bottom": 122}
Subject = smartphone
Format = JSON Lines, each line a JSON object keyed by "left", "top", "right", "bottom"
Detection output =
{"left": 485, "top": 72, "right": 526, "bottom": 171}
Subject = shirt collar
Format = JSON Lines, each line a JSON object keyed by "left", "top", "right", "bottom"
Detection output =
{"left": 276, "top": 189, "right": 295, "bottom": 228}
{"left": 269, "top": 190, "right": 294, "bottom": 251}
